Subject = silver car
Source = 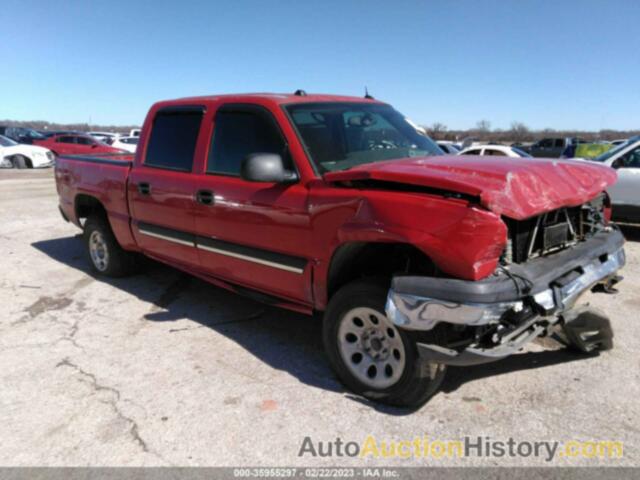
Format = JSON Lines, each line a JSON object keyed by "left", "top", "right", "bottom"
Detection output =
{"left": 591, "top": 136, "right": 640, "bottom": 222}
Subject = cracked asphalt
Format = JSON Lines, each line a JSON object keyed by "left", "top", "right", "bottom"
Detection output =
{"left": 1, "top": 169, "right": 639, "bottom": 467}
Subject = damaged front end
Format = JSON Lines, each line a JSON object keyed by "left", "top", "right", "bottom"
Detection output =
{"left": 385, "top": 200, "right": 625, "bottom": 366}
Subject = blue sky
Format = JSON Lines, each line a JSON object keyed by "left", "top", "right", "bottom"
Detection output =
{"left": 2, "top": 0, "right": 639, "bottom": 130}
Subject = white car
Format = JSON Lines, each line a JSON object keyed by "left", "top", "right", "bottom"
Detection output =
{"left": 590, "top": 136, "right": 640, "bottom": 222}
{"left": 129, "top": 128, "right": 141, "bottom": 137}
{"left": 88, "top": 131, "right": 119, "bottom": 144}
{"left": 458, "top": 144, "right": 532, "bottom": 158}
{"left": 111, "top": 136, "right": 138, "bottom": 153}
{"left": 0, "top": 134, "right": 55, "bottom": 168}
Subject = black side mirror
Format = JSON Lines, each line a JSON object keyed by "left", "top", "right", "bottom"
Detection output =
{"left": 241, "top": 153, "right": 298, "bottom": 183}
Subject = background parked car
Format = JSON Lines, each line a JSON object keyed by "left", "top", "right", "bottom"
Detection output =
{"left": 568, "top": 142, "right": 614, "bottom": 159}
{"left": 129, "top": 128, "right": 141, "bottom": 137}
{"left": 0, "top": 126, "right": 47, "bottom": 145}
{"left": 111, "top": 135, "right": 138, "bottom": 153}
{"left": 0, "top": 134, "right": 55, "bottom": 168}
{"left": 39, "top": 130, "right": 83, "bottom": 139}
{"left": 88, "top": 131, "right": 119, "bottom": 144}
{"left": 591, "top": 136, "right": 640, "bottom": 222}
{"left": 436, "top": 141, "right": 460, "bottom": 154}
{"left": 520, "top": 137, "right": 585, "bottom": 158}
{"left": 33, "top": 133, "right": 126, "bottom": 156}
{"left": 458, "top": 144, "right": 532, "bottom": 157}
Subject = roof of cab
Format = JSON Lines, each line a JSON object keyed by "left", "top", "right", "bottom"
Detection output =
{"left": 156, "top": 92, "right": 385, "bottom": 108}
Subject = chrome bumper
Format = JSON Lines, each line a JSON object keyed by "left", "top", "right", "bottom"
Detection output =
{"left": 386, "top": 246, "right": 625, "bottom": 332}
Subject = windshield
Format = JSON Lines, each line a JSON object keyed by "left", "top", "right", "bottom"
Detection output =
{"left": 24, "top": 129, "right": 45, "bottom": 139}
{"left": 593, "top": 139, "right": 633, "bottom": 162}
{"left": 512, "top": 147, "right": 532, "bottom": 158}
{"left": 285, "top": 102, "right": 442, "bottom": 173}
{"left": 0, "top": 135, "right": 18, "bottom": 147}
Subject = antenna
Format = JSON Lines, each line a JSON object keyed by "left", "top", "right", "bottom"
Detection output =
{"left": 364, "top": 87, "right": 374, "bottom": 99}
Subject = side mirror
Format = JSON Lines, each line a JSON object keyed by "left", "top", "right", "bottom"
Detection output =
{"left": 241, "top": 153, "right": 298, "bottom": 183}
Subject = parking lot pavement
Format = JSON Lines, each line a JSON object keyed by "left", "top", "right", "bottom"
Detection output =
{"left": 1, "top": 168, "right": 639, "bottom": 467}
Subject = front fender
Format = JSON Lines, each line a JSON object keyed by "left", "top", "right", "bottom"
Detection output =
{"left": 310, "top": 187, "right": 507, "bottom": 309}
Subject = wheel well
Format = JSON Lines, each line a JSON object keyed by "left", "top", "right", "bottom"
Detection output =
{"left": 13, "top": 155, "right": 33, "bottom": 168}
{"left": 326, "top": 242, "right": 437, "bottom": 299}
{"left": 75, "top": 194, "right": 107, "bottom": 224}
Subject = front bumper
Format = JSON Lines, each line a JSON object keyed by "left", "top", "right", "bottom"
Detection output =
{"left": 385, "top": 229, "right": 625, "bottom": 365}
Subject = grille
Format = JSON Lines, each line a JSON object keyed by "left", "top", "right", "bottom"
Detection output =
{"left": 503, "top": 195, "right": 606, "bottom": 264}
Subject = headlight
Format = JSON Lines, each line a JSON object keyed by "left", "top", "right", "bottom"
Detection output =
{"left": 46, "top": 151, "right": 54, "bottom": 160}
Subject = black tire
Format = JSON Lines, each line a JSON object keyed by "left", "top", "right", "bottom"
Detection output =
{"left": 84, "top": 215, "right": 137, "bottom": 277}
{"left": 323, "top": 279, "right": 446, "bottom": 408}
{"left": 12, "top": 155, "right": 29, "bottom": 169}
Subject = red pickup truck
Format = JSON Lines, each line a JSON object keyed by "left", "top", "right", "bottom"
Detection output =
{"left": 55, "top": 92, "right": 625, "bottom": 407}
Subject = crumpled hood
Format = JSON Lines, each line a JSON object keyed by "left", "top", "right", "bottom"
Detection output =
{"left": 323, "top": 155, "right": 617, "bottom": 220}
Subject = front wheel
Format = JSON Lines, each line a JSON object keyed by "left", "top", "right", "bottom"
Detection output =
{"left": 323, "top": 280, "right": 446, "bottom": 408}
{"left": 12, "top": 155, "right": 29, "bottom": 169}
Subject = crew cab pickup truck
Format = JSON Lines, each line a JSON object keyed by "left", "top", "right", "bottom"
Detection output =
{"left": 521, "top": 137, "right": 585, "bottom": 158}
{"left": 55, "top": 92, "right": 625, "bottom": 407}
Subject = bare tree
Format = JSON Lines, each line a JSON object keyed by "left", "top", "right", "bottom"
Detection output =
{"left": 427, "top": 122, "right": 448, "bottom": 138}
{"left": 510, "top": 121, "right": 530, "bottom": 142}
{"left": 475, "top": 120, "right": 491, "bottom": 133}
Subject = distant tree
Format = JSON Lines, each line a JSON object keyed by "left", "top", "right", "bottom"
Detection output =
{"left": 475, "top": 120, "right": 491, "bottom": 133}
{"left": 510, "top": 121, "right": 530, "bottom": 141}
{"left": 426, "top": 122, "right": 448, "bottom": 139}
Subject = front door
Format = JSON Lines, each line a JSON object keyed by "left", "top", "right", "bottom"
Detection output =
{"left": 128, "top": 106, "right": 206, "bottom": 269}
{"left": 192, "top": 104, "right": 313, "bottom": 304}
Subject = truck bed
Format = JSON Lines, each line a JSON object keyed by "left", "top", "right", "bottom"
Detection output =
{"left": 55, "top": 152, "right": 137, "bottom": 249}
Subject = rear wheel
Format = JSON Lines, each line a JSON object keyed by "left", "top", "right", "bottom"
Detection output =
{"left": 323, "top": 279, "right": 446, "bottom": 408}
{"left": 84, "top": 215, "right": 136, "bottom": 277}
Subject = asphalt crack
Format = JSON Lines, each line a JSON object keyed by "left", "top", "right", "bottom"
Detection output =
{"left": 55, "top": 358, "right": 150, "bottom": 453}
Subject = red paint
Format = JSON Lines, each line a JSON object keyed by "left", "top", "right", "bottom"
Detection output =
{"left": 35, "top": 134, "right": 125, "bottom": 156}
{"left": 55, "top": 93, "right": 618, "bottom": 313}
{"left": 324, "top": 155, "right": 617, "bottom": 220}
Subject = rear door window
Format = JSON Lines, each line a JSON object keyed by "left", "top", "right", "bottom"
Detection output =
{"left": 76, "top": 136, "right": 93, "bottom": 145}
{"left": 144, "top": 107, "right": 204, "bottom": 171}
{"left": 485, "top": 149, "right": 507, "bottom": 156}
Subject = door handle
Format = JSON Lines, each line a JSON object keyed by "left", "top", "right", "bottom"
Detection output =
{"left": 195, "top": 189, "right": 214, "bottom": 205}
{"left": 137, "top": 182, "right": 151, "bottom": 195}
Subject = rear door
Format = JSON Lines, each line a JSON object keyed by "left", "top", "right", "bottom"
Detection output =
{"left": 54, "top": 136, "right": 79, "bottom": 154}
{"left": 73, "top": 136, "right": 99, "bottom": 154}
{"left": 531, "top": 138, "right": 554, "bottom": 157}
{"left": 128, "top": 106, "right": 206, "bottom": 269}
{"left": 549, "top": 138, "right": 565, "bottom": 157}
{"left": 192, "top": 103, "right": 313, "bottom": 303}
